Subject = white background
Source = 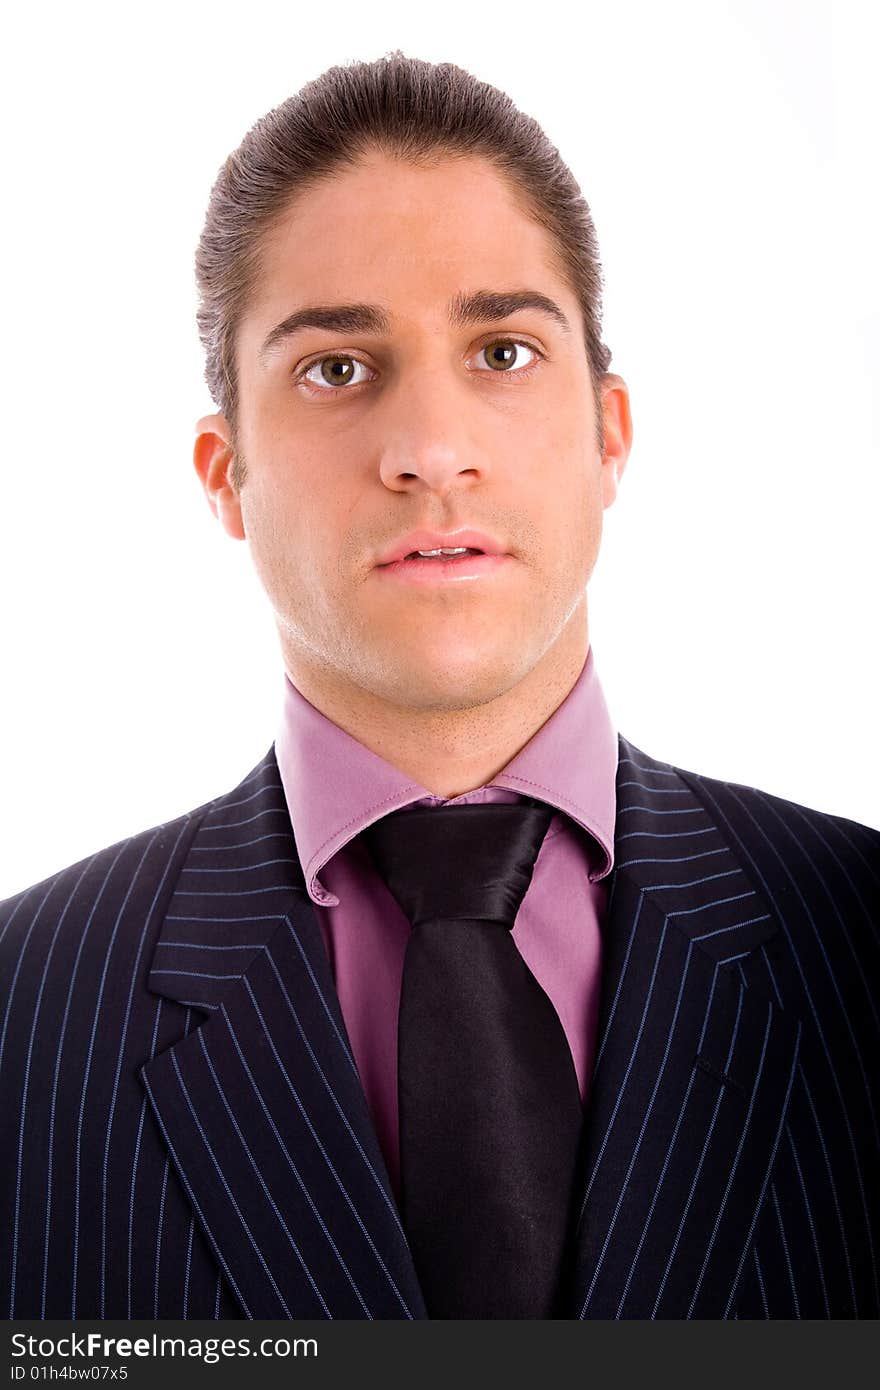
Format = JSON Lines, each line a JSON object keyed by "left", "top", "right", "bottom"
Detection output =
{"left": 1, "top": 0, "right": 877, "bottom": 899}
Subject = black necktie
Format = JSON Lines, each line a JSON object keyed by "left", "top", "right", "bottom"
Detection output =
{"left": 362, "top": 799, "right": 584, "bottom": 1319}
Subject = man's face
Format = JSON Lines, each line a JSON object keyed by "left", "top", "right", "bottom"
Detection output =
{"left": 197, "top": 150, "right": 631, "bottom": 716}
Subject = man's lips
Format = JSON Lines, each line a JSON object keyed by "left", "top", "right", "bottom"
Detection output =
{"left": 375, "top": 528, "right": 507, "bottom": 567}
{"left": 374, "top": 551, "right": 512, "bottom": 585}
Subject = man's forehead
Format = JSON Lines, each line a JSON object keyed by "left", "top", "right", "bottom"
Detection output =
{"left": 257, "top": 155, "right": 564, "bottom": 281}
{"left": 237, "top": 152, "right": 578, "bottom": 357}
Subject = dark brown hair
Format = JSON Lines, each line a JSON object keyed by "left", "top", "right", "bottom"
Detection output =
{"left": 195, "top": 52, "right": 612, "bottom": 481}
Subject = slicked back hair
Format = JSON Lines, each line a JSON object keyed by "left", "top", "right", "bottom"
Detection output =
{"left": 195, "top": 52, "right": 612, "bottom": 483}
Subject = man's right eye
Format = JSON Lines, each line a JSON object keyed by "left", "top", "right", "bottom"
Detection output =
{"left": 301, "top": 355, "right": 374, "bottom": 389}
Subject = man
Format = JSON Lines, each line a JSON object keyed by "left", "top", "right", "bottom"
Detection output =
{"left": 2, "top": 53, "right": 878, "bottom": 1322}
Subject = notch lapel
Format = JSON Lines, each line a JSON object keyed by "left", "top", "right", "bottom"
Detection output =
{"left": 139, "top": 747, "right": 426, "bottom": 1320}
{"left": 566, "top": 736, "right": 802, "bottom": 1318}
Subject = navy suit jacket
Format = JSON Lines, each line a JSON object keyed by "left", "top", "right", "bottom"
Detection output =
{"left": 2, "top": 735, "right": 878, "bottom": 1319}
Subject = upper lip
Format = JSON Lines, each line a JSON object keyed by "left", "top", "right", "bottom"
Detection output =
{"left": 376, "top": 529, "right": 507, "bottom": 566}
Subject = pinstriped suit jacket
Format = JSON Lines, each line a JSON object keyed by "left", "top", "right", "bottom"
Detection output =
{"left": 2, "top": 735, "right": 878, "bottom": 1320}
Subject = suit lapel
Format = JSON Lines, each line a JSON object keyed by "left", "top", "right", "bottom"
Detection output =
{"left": 139, "top": 747, "right": 426, "bottom": 1319}
{"left": 566, "top": 735, "right": 803, "bottom": 1318}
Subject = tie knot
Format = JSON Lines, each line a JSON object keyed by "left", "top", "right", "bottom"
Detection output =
{"left": 362, "top": 799, "right": 554, "bottom": 931}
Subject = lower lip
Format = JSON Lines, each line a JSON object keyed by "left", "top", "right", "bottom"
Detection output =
{"left": 376, "top": 553, "right": 511, "bottom": 584}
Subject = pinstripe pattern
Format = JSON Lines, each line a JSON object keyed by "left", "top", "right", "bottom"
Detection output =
{"left": 1, "top": 737, "right": 877, "bottom": 1317}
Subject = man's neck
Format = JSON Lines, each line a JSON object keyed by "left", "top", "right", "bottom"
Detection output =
{"left": 282, "top": 611, "right": 589, "bottom": 799}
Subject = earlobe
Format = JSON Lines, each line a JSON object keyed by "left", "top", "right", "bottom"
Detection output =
{"left": 193, "top": 414, "right": 246, "bottom": 541}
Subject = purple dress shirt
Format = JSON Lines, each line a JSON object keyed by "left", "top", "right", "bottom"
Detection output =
{"left": 274, "top": 645, "right": 618, "bottom": 1202}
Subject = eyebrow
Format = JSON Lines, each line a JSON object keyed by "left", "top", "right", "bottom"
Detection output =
{"left": 257, "top": 288, "right": 571, "bottom": 363}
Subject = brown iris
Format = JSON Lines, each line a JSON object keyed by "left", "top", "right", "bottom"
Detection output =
{"left": 320, "top": 357, "right": 356, "bottom": 385}
{"left": 484, "top": 342, "right": 518, "bottom": 370}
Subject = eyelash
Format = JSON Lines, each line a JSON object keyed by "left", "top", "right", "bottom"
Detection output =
{"left": 294, "top": 338, "right": 545, "bottom": 396}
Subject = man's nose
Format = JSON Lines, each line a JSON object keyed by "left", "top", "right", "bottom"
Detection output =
{"left": 376, "top": 365, "right": 489, "bottom": 494}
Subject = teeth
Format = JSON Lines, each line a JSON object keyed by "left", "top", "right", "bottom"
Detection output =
{"left": 414, "top": 547, "right": 472, "bottom": 557}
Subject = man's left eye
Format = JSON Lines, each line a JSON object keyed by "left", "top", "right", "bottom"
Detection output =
{"left": 474, "top": 341, "right": 539, "bottom": 372}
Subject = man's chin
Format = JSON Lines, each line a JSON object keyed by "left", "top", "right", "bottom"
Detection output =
{"left": 375, "top": 655, "right": 532, "bottom": 715}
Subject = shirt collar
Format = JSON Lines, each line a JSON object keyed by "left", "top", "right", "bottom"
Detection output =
{"left": 275, "top": 646, "right": 617, "bottom": 907}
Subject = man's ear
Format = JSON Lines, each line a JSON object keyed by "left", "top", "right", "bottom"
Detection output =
{"left": 598, "top": 374, "right": 633, "bottom": 509}
{"left": 193, "top": 413, "right": 246, "bottom": 541}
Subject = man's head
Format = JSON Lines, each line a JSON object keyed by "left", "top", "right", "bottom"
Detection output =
{"left": 194, "top": 54, "right": 631, "bottom": 726}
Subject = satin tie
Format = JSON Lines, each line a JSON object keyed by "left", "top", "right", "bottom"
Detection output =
{"left": 362, "top": 799, "right": 584, "bottom": 1319}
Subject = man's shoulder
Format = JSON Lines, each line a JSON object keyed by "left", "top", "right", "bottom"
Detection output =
{"left": 622, "top": 733, "right": 878, "bottom": 845}
{"left": 0, "top": 798, "right": 211, "bottom": 952}
{"left": 669, "top": 753, "right": 879, "bottom": 856}
{"left": 656, "top": 747, "right": 879, "bottom": 931}
{"left": 638, "top": 748, "right": 879, "bottom": 1028}
{"left": 0, "top": 745, "right": 282, "bottom": 940}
